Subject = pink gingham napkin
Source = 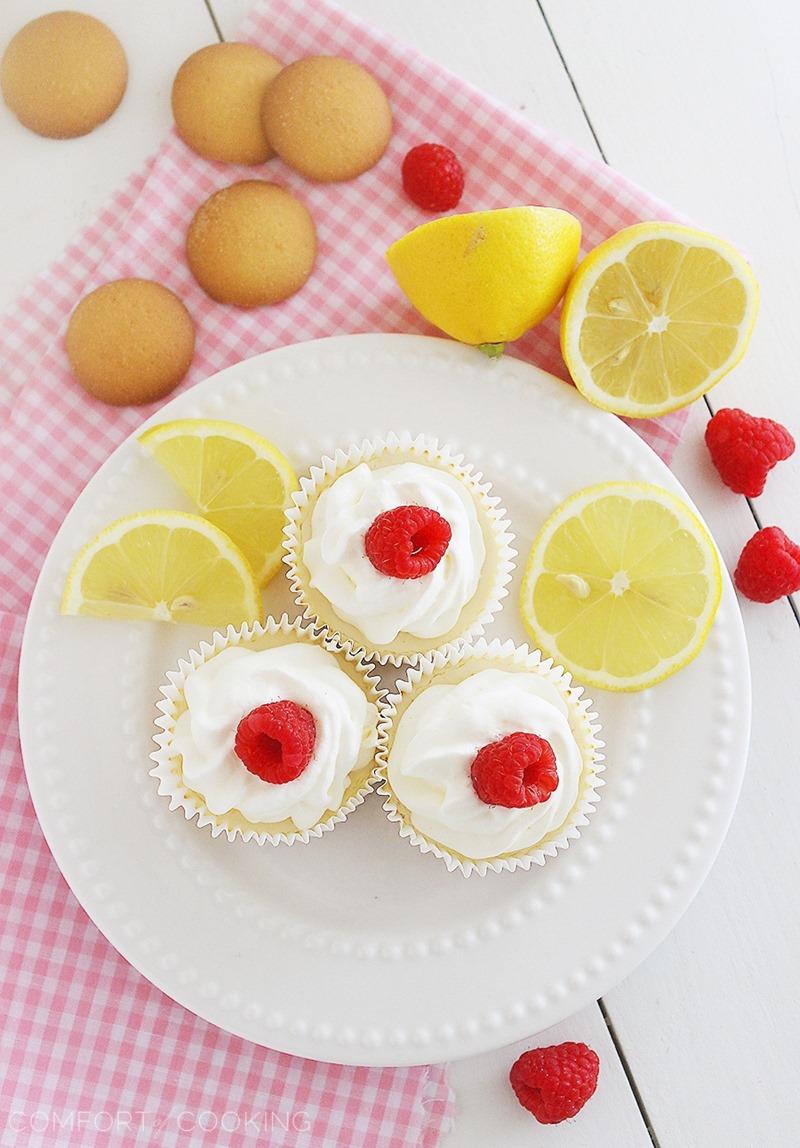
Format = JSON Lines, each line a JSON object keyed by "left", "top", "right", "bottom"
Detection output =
{"left": 0, "top": 0, "right": 688, "bottom": 1143}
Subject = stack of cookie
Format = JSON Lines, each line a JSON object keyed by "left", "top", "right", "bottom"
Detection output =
{"left": 177, "top": 47, "right": 393, "bottom": 309}
{"left": 1, "top": 13, "right": 394, "bottom": 405}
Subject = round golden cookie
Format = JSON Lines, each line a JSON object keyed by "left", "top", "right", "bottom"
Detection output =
{"left": 261, "top": 55, "right": 392, "bottom": 182}
{"left": 66, "top": 279, "right": 195, "bottom": 406}
{"left": 186, "top": 180, "right": 316, "bottom": 307}
{"left": 1, "top": 11, "right": 127, "bottom": 139}
{"left": 172, "top": 42, "right": 282, "bottom": 166}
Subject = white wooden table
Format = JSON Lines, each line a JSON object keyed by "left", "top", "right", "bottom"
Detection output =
{"left": 3, "top": 1, "right": 798, "bottom": 1144}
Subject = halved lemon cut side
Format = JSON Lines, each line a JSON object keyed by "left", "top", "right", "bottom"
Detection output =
{"left": 61, "top": 510, "right": 261, "bottom": 627}
{"left": 520, "top": 482, "right": 722, "bottom": 691}
{"left": 560, "top": 222, "right": 759, "bottom": 417}
{"left": 139, "top": 419, "right": 297, "bottom": 585}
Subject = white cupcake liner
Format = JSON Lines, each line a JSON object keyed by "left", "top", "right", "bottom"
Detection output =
{"left": 282, "top": 431, "right": 517, "bottom": 667}
{"left": 150, "top": 614, "right": 386, "bottom": 846}
{"left": 375, "top": 637, "right": 605, "bottom": 877}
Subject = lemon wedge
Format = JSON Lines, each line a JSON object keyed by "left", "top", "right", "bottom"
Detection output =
{"left": 520, "top": 482, "right": 722, "bottom": 691}
{"left": 386, "top": 206, "right": 581, "bottom": 349}
{"left": 139, "top": 419, "right": 297, "bottom": 584}
{"left": 560, "top": 222, "right": 759, "bottom": 417}
{"left": 61, "top": 510, "right": 261, "bottom": 626}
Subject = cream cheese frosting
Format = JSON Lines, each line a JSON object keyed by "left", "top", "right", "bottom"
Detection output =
{"left": 302, "top": 461, "right": 486, "bottom": 645}
{"left": 386, "top": 667, "right": 584, "bottom": 859}
{"left": 173, "top": 643, "right": 378, "bottom": 830}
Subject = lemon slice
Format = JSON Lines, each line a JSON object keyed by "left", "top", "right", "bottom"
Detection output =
{"left": 386, "top": 206, "right": 581, "bottom": 348}
{"left": 560, "top": 222, "right": 759, "bottom": 417}
{"left": 520, "top": 482, "right": 722, "bottom": 691}
{"left": 139, "top": 419, "right": 297, "bottom": 584}
{"left": 61, "top": 510, "right": 261, "bottom": 626}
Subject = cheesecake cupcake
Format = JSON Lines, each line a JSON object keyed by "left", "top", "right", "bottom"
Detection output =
{"left": 283, "top": 433, "right": 516, "bottom": 664}
{"left": 151, "top": 616, "right": 383, "bottom": 845}
{"left": 376, "top": 638, "right": 604, "bottom": 876}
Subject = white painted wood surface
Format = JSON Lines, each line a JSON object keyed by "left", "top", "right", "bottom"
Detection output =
{"left": 2, "top": 0, "right": 798, "bottom": 1144}
{"left": 540, "top": 5, "right": 800, "bottom": 1144}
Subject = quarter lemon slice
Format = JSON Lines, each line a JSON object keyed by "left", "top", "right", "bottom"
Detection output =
{"left": 560, "top": 222, "right": 759, "bottom": 417}
{"left": 520, "top": 482, "right": 722, "bottom": 691}
{"left": 61, "top": 510, "right": 261, "bottom": 626}
{"left": 139, "top": 419, "right": 297, "bottom": 584}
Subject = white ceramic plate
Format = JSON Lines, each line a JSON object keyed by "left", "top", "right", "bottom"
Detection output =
{"left": 18, "top": 334, "right": 750, "bottom": 1067}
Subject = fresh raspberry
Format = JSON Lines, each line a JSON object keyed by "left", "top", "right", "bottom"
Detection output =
{"left": 734, "top": 526, "right": 800, "bottom": 603}
{"left": 364, "top": 505, "right": 452, "bottom": 579}
{"left": 234, "top": 701, "right": 316, "bottom": 783}
{"left": 705, "top": 407, "right": 794, "bottom": 497}
{"left": 401, "top": 143, "right": 465, "bottom": 212}
{"left": 471, "top": 732, "right": 558, "bottom": 808}
{"left": 510, "top": 1042, "right": 599, "bottom": 1125}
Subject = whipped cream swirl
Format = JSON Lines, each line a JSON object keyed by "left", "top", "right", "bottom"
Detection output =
{"left": 173, "top": 643, "right": 378, "bottom": 830}
{"left": 387, "top": 668, "right": 584, "bottom": 859}
{"left": 303, "top": 462, "right": 486, "bottom": 645}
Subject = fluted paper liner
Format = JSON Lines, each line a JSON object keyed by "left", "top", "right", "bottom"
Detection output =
{"left": 282, "top": 432, "right": 516, "bottom": 666}
{"left": 375, "top": 638, "right": 605, "bottom": 877}
{"left": 150, "top": 615, "right": 385, "bottom": 846}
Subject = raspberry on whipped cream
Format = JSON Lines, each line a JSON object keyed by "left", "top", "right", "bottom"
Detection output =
{"left": 235, "top": 700, "right": 317, "bottom": 784}
{"left": 471, "top": 732, "right": 559, "bottom": 808}
{"left": 365, "top": 504, "right": 452, "bottom": 579}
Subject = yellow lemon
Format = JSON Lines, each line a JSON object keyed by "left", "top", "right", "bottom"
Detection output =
{"left": 560, "top": 222, "right": 759, "bottom": 417}
{"left": 386, "top": 206, "right": 581, "bottom": 351}
{"left": 139, "top": 419, "right": 297, "bottom": 584}
{"left": 61, "top": 510, "right": 261, "bottom": 627}
{"left": 520, "top": 482, "right": 722, "bottom": 691}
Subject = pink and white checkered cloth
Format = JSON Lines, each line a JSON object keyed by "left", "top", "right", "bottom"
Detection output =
{"left": 0, "top": 0, "right": 687, "bottom": 1143}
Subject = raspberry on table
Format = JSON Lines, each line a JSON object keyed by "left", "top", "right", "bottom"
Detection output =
{"left": 471, "top": 732, "right": 558, "bottom": 808}
{"left": 734, "top": 526, "right": 800, "bottom": 603}
{"left": 234, "top": 700, "right": 317, "bottom": 783}
{"left": 705, "top": 407, "right": 794, "bottom": 497}
{"left": 401, "top": 143, "right": 465, "bottom": 212}
{"left": 510, "top": 1041, "right": 600, "bottom": 1125}
{"left": 364, "top": 504, "right": 452, "bottom": 579}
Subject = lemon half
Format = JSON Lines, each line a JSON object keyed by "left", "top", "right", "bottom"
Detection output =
{"left": 560, "top": 222, "right": 759, "bottom": 417}
{"left": 139, "top": 419, "right": 297, "bottom": 584}
{"left": 386, "top": 206, "right": 581, "bottom": 347}
{"left": 520, "top": 482, "right": 722, "bottom": 691}
{"left": 61, "top": 510, "right": 261, "bottom": 627}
